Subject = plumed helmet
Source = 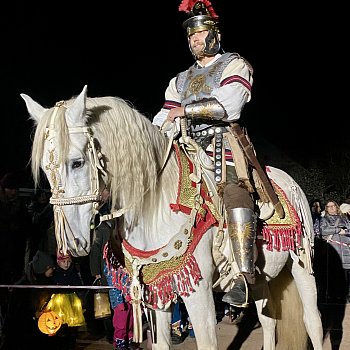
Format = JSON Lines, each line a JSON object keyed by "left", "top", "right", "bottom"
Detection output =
{"left": 180, "top": 0, "right": 219, "bottom": 35}
{"left": 179, "top": 0, "right": 221, "bottom": 56}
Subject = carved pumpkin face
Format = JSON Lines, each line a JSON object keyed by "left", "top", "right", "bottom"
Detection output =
{"left": 38, "top": 310, "right": 62, "bottom": 335}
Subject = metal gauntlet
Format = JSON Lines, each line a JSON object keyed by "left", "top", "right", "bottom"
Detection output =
{"left": 184, "top": 98, "right": 226, "bottom": 120}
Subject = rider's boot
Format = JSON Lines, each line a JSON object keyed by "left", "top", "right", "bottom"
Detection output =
{"left": 222, "top": 207, "right": 257, "bottom": 308}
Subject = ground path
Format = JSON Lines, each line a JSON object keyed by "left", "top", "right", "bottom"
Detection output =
{"left": 76, "top": 302, "right": 350, "bottom": 349}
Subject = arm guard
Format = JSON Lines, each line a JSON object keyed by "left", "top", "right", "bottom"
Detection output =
{"left": 184, "top": 98, "right": 226, "bottom": 120}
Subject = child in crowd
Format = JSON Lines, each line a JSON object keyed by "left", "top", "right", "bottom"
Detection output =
{"left": 103, "top": 240, "right": 140, "bottom": 350}
{"left": 47, "top": 251, "right": 86, "bottom": 349}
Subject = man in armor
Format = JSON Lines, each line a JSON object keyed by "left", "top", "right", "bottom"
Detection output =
{"left": 152, "top": 0, "right": 258, "bottom": 308}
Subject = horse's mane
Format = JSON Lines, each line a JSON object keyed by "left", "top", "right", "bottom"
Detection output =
{"left": 31, "top": 95, "right": 178, "bottom": 227}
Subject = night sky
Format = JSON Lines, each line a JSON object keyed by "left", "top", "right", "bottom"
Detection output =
{"left": 1, "top": 1, "right": 346, "bottom": 184}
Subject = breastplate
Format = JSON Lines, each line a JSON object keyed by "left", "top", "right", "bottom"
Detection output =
{"left": 176, "top": 53, "right": 237, "bottom": 132}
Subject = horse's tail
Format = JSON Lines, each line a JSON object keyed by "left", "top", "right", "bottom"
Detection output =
{"left": 269, "top": 266, "right": 310, "bottom": 350}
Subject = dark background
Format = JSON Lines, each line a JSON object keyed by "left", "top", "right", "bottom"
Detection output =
{"left": 0, "top": 1, "right": 346, "bottom": 184}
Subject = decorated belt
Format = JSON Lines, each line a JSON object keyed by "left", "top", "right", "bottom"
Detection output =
{"left": 191, "top": 126, "right": 228, "bottom": 184}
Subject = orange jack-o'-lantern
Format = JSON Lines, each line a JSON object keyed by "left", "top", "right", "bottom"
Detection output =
{"left": 38, "top": 310, "right": 62, "bottom": 335}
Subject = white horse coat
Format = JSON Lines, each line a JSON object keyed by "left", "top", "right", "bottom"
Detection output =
{"left": 21, "top": 86, "right": 323, "bottom": 349}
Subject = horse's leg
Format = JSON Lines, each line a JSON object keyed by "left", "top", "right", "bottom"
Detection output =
{"left": 183, "top": 281, "right": 218, "bottom": 350}
{"left": 288, "top": 253, "right": 323, "bottom": 350}
{"left": 252, "top": 276, "right": 276, "bottom": 350}
{"left": 253, "top": 247, "right": 291, "bottom": 350}
{"left": 151, "top": 309, "right": 172, "bottom": 350}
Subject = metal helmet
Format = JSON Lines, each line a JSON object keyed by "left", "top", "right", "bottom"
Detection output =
{"left": 179, "top": 1, "right": 221, "bottom": 57}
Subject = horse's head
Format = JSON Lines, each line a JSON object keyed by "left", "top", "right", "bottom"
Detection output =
{"left": 21, "top": 85, "right": 105, "bottom": 257}
{"left": 22, "top": 84, "right": 180, "bottom": 255}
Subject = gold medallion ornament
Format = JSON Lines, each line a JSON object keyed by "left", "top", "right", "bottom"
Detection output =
{"left": 189, "top": 74, "right": 206, "bottom": 94}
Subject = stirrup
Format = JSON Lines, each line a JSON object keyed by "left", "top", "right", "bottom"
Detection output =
{"left": 222, "top": 275, "right": 250, "bottom": 308}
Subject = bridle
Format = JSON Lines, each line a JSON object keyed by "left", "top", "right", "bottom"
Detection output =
{"left": 44, "top": 101, "right": 107, "bottom": 254}
{"left": 43, "top": 101, "right": 176, "bottom": 253}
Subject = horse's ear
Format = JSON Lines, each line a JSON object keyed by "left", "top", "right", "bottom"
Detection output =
{"left": 66, "top": 85, "right": 88, "bottom": 127}
{"left": 20, "top": 93, "right": 48, "bottom": 124}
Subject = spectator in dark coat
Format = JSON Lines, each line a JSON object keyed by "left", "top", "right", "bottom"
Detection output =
{"left": 26, "top": 190, "right": 54, "bottom": 262}
{"left": 316, "top": 200, "right": 350, "bottom": 350}
{"left": 2, "top": 250, "right": 56, "bottom": 349}
{"left": 319, "top": 200, "right": 350, "bottom": 302}
{"left": 0, "top": 171, "right": 32, "bottom": 283}
{"left": 89, "top": 191, "right": 114, "bottom": 343}
{"left": 0, "top": 173, "right": 34, "bottom": 347}
{"left": 309, "top": 199, "right": 323, "bottom": 237}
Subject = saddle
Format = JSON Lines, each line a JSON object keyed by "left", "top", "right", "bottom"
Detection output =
{"left": 175, "top": 138, "right": 304, "bottom": 290}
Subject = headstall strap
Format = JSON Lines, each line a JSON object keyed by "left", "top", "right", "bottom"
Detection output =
{"left": 47, "top": 124, "right": 105, "bottom": 209}
{"left": 44, "top": 101, "right": 108, "bottom": 255}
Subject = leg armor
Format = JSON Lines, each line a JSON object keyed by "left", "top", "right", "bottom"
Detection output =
{"left": 222, "top": 208, "right": 257, "bottom": 308}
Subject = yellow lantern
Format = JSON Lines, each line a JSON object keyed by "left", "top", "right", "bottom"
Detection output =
{"left": 94, "top": 291, "right": 111, "bottom": 319}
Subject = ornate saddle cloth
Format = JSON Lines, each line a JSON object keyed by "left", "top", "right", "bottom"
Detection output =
{"left": 261, "top": 180, "right": 302, "bottom": 252}
{"left": 105, "top": 143, "right": 219, "bottom": 309}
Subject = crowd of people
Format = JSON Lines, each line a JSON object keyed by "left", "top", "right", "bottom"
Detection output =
{"left": 0, "top": 172, "right": 117, "bottom": 349}
{"left": 3, "top": 174, "right": 350, "bottom": 349}
{"left": 0, "top": 170, "right": 204, "bottom": 349}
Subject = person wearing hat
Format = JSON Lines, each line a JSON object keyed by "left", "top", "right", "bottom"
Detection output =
{"left": 15, "top": 249, "right": 55, "bottom": 294}
{"left": 152, "top": 0, "right": 259, "bottom": 308}
{"left": 340, "top": 203, "right": 350, "bottom": 219}
{"left": 31, "top": 250, "right": 56, "bottom": 278}
{"left": 47, "top": 251, "right": 85, "bottom": 349}
{"left": 14, "top": 250, "right": 55, "bottom": 320}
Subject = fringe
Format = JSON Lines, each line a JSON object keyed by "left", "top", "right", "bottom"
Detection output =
{"left": 144, "top": 254, "right": 202, "bottom": 309}
{"left": 262, "top": 227, "right": 302, "bottom": 252}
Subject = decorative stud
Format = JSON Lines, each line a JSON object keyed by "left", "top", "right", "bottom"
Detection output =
{"left": 174, "top": 240, "right": 183, "bottom": 250}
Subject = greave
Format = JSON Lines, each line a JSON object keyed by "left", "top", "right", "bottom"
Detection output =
{"left": 227, "top": 208, "right": 257, "bottom": 277}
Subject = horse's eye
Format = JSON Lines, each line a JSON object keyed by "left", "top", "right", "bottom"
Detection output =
{"left": 72, "top": 160, "right": 83, "bottom": 169}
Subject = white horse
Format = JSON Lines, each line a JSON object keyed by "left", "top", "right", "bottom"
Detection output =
{"left": 21, "top": 85, "right": 323, "bottom": 349}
